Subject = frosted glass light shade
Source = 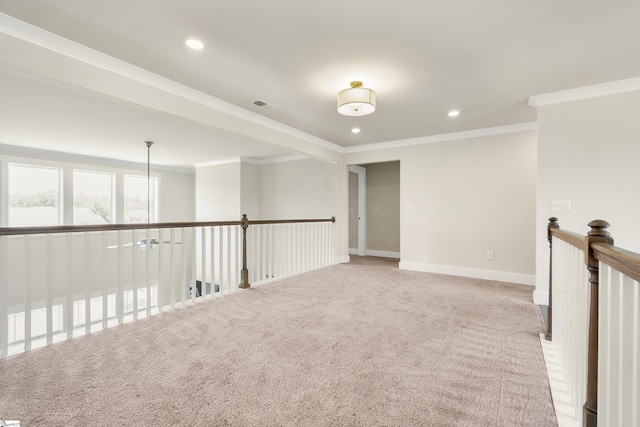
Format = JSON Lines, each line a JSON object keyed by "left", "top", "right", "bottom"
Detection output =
{"left": 337, "top": 83, "right": 376, "bottom": 116}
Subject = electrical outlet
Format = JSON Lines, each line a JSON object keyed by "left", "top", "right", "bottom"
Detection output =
{"left": 487, "top": 251, "right": 494, "bottom": 260}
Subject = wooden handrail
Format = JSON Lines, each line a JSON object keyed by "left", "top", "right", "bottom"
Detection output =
{"left": 0, "top": 221, "right": 242, "bottom": 236}
{"left": 0, "top": 216, "right": 335, "bottom": 236}
{"left": 248, "top": 217, "right": 335, "bottom": 225}
{"left": 550, "top": 227, "right": 586, "bottom": 249}
{"left": 592, "top": 242, "right": 640, "bottom": 283}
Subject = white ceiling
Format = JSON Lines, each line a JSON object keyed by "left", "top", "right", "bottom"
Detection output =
{"left": 1, "top": 1, "right": 640, "bottom": 167}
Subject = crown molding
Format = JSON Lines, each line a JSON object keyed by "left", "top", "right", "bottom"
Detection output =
{"left": 0, "top": 13, "right": 343, "bottom": 155}
{"left": 0, "top": 143, "right": 194, "bottom": 174}
{"left": 193, "top": 157, "right": 245, "bottom": 168}
{"left": 256, "top": 154, "right": 309, "bottom": 165}
{"left": 343, "top": 122, "right": 537, "bottom": 154}
{"left": 193, "top": 154, "right": 309, "bottom": 168}
{"left": 528, "top": 77, "right": 640, "bottom": 108}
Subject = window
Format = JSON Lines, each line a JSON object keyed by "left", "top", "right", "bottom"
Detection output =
{"left": 2, "top": 157, "right": 162, "bottom": 226}
{"left": 8, "top": 163, "right": 62, "bottom": 226}
{"left": 124, "top": 175, "right": 158, "bottom": 223}
{"left": 73, "top": 170, "right": 114, "bottom": 224}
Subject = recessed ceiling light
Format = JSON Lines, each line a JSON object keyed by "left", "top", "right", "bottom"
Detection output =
{"left": 351, "top": 128, "right": 361, "bottom": 134}
{"left": 448, "top": 110, "right": 460, "bottom": 117}
{"left": 185, "top": 38, "right": 204, "bottom": 50}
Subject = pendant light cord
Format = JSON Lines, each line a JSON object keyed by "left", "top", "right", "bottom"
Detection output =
{"left": 145, "top": 141, "right": 154, "bottom": 223}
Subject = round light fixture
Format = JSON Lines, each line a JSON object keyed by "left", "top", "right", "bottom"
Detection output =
{"left": 337, "top": 81, "right": 376, "bottom": 116}
{"left": 351, "top": 128, "right": 361, "bottom": 134}
{"left": 448, "top": 110, "right": 460, "bottom": 117}
{"left": 185, "top": 38, "right": 204, "bottom": 50}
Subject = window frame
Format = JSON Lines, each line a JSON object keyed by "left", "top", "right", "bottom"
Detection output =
{"left": 6, "top": 161, "right": 63, "bottom": 227}
{"left": 0, "top": 155, "right": 161, "bottom": 227}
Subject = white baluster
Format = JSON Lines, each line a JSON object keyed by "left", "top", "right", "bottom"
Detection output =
{"left": 84, "top": 232, "right": 91, "bottom": 334}
{"left": 170, "top": 228, "right": 176, "bottom": 310}
{"left": 227, "top": 225, "right": 232, "bottom": 291}
{"left": 632, "top": 279, "right": 640, "bottom": 427}
{"left": 599, "top": 264, "right": 612, "bottom": 424}
{"left": 219, "top": 226, "right": 224, "bottom": 293}
{"left": 145, "top": 228, "right": 152, "bottom": 317}
{"left": 0, "top": 236, "right": 8, "bottom": 357}
{"left": 117, "top": 230, "right": 124, "bottom": 324}
{"left": 158, "top": 228, "right": 164, "bottom": 313}
{"left": 24, "top": 235, "right": 31, "bottom": 351}
{"left": 180, "top": 228, "right": 187, "bottom": 307}
{"left": 46, "top": 234, "right": 53, "bottom": 345}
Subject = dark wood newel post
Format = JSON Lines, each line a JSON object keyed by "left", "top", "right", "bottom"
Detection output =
{"left": 546, "top": 217, "right": 559, "bottom": 341}
{"left": 239, "top": 214, "right": 250, "bottom": 289}
{"left": 583, "top": 220, "right": 613, "bottom": 427}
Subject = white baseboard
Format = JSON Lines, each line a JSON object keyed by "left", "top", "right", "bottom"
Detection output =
{"left": 533, "top": 290, "right": 549, "bottom": 305}
{"left": 398, "top": 261, "right": 535, "bottom": 286}
{"left": 335, "top": 255, "right": 351, "bottom": 264}
{"left": 366, "top": 250, "right": 400, "bottom": 259}
{"left": 348, "top": 249, "right": 400, "bottom": 258}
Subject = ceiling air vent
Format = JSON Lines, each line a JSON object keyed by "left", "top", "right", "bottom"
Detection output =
{"left": 252, "top": 100, "right": 278, "bottom": 111}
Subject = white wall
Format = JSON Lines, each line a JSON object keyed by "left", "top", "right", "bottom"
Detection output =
{"left": 534, "top": 90, "right": 640, "bottom": 304}
{"left": 160, "top": 170, "right": 195, "bottom": 222}
{"left": 195, "top": 162, "right": 241, "bottom": 221}
{"left": 345, "top": 130, "right": 537, "bottom": 285}
{"left": 258, "top": 159, "right": 337, "bottom": 219}
{"left": 240, "top": 162, "right": 260, "bottom": 219}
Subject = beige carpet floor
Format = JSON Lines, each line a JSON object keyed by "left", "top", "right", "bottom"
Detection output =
{"left": 0, "top": 256, "right": 556, "bottom": 426}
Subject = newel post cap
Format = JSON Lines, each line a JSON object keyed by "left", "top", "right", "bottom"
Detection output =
{"left": 587, "top": 220, "right": 611, "bottom": 237}
{"left": 547, "top": 217, "right": 559, "bottom": 241}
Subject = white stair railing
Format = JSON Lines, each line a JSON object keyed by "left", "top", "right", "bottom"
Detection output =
{"left": 0, "top": 216, "right": 336, "bottom": 358}
{"left": 595, "top": 245, "right": 640, "bottom": 427}
{"left": 551, "top": 236, "right": 590, "bottom": 423}
{"left": 543, "top": 218, "right": 640, "bottom": 427}
{"left": 247, "top": 221, "right": 334, "bottom": 285}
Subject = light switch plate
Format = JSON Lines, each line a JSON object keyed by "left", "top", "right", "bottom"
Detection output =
{"left": 551, "top": 200, "right": 571, "bottom": 211}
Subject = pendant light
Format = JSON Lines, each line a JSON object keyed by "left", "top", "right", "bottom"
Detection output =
{"left": 337, "top": 81, "right": 376, "bottom": 116}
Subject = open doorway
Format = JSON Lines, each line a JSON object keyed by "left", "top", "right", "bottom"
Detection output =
{"left": 348, "top": 161, "right": 400, "bottom": 259}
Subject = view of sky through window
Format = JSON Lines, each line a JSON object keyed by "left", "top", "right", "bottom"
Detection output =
{"left": 9, "top": 164, "right": 61, "bottom": 226}
{"left": 73, "top": 170, "right": 114, "bottom": 224}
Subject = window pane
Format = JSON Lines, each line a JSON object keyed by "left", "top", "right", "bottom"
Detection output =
{"left": 9, "top": 164, "right": 61, "bottom": 226}
{"left": 124, "top": 175, "right": 157, "bottom": 223}
{"left": 73, "top": 170, "right": 114, "bottom": 224}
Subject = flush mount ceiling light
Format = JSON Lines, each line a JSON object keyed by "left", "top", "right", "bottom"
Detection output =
{"left": 351, "top": 127, "right": 361, "bottom": 134}
{"left": 185, "top": 38, "right": 204, "bottom": 50}
{"left": 448, "top": 110, "right": 460, "bottom": 117}
{"left": 337, "top": 81, "right": 376, "bottom": 116}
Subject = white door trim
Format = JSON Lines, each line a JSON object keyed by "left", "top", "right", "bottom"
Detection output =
{"left": 348, "top": 165, "right": 366, "bottom": 256}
